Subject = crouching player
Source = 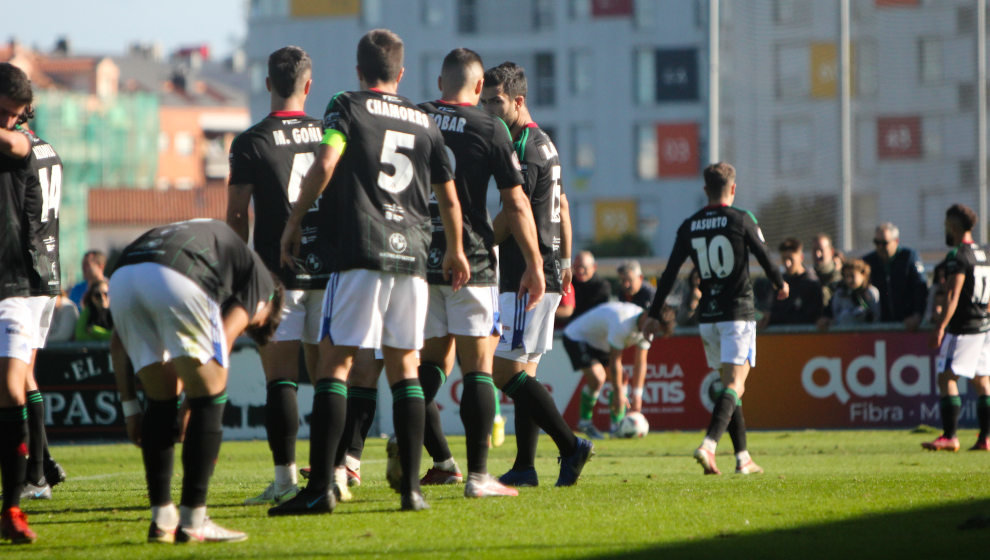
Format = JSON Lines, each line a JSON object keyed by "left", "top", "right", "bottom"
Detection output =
{"left": 924, "top": 204, "right": 990, "bottom": 452}
{"left": 111, "top": 220, "right": 283, "bottom": 543}
{"left": 562, "top": 301, "right": 652, "bottom": 438}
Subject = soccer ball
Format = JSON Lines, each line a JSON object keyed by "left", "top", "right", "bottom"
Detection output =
{"left": 616, "top": 412, "right": 649, "bottom": 438}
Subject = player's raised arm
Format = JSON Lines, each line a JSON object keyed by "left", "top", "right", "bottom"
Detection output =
{"left": 280, "top": 142, "right": 339, "bottom": 269}
{"left": 744, "top": 213, "right": 788, "bottom": 300}
{"left": 432, "top": 178, "right": 470, "bottom": 290}
{"left": 643, "top": 235, "right": 690, "bottom": 339}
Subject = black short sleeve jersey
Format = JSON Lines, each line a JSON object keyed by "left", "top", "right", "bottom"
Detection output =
{"left": 417, "top": 101, "right": 524, "bottom": 286}
{"left": 944, "top": 242, "right": 990, "bottom": 334}
{"left": 24, "top": 130, "right": 63, "bottom": 296}
{"left": 0, "top": 151, "right": 32, "bottom": 300}
{"left": 113, "top": 220, "right": 275, "bottom": 319}
{"left": 228, "top": 112, "right": 326, "bottom": 290}
{"left": 499, "top": 123, "right": 563, "bottom": 294}
{"left": 321, "top": 90, "right": 452, "bottom": 277}
{"left": 648, "top": 205, "right": 784, "bottom": 323}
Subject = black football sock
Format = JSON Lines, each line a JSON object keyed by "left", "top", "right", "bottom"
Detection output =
{"left": 460, "top": 372, "right": 496, "bottom": 474}
{"left": 978, "top": 396, "right": 990, "bottom": 440}
{"left": 142, "top": 398, "right": 178, "bottom": 507}
{"left": 265, "top": 380, "right": 299, "bottom": 466}
{"left": 423, "top": 401, "right": 453, "bottom": 463}
{"left": 727, "top": 398, "right": 747, "bottom": 453}
{"left": 418, "top": 362, "right": 446, "bottom": 403}
{"left": 0, "top": 406, "right": 28, "bottom": 510}
{"left": 391, "top": 379, "right": 426, "bottom": 495}
{"left": 705, "top": 388, "right": 738, "bottom": 444}
{"left": 25, "top": 390, "right": 47, "bottom": 484}
{"left": 940, "top": 395, "right": 962, "bottom": 439}
{"left": 506, "top": 373, "right": 578, "bottom": 456}
{"left": 180, "top": 393, "right": 226, "bottom": 508}
{"left": 344, "top": 386, "right": 378, "bottom": 460}
{"left": 308, "top": 379, "right": 347, "bottom": 491}
{"left": 503, "top": 373, "right": 538, "bottom": 470}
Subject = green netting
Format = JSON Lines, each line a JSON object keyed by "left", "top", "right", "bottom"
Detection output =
{"left": 29, "top": 91, "right": 159, "bottom": 286}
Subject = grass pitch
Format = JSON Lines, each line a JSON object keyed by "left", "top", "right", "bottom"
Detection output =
{"left": 6, "top": 428, "right": 990, "bottom": 558}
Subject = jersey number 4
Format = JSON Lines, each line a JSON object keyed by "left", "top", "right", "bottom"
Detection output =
{"left": 38, "top": 163, "right": 62, "bottom": 223}
{"left": 691, "top": 235, "right": 734, "bottom": 279}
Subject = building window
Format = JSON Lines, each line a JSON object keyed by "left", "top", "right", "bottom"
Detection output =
{"left": 774, "top": 0, "right": 811, "bottom": 25}
{"left": 633, "top": 0, "right": 655, "bottom": 28}
{"left": 636, "top": 124, "right": 658, "bottom": 179}
{"left": 423, "top": 0, "right": 444, "bottom": 25}
{"left": 776, "top": 117, "right": 813, "bottom": 175}
{"left": 533, "top": 0, "right": 555, "bottom": 30}
{"left": 775, "top": 43, "right": 809, "bottom": 99}
{"left": 533, "top": 52, "right": 555, "bottom": 106}
{"left": 422, "top": 53, "right": 443, "bottom": 99}
{"left": 361, "top": 0, "right": 382, "bottom": 25}
{"left": 634, "top": 49, "right": 653, "bottom": 105}
{"left": 569, "top": 0, "right": 590, "bottom": 19}
{"left": 458, "top": 0, "right": 478, "bottom": 33}
{"left": 918, "top": 37, "right": 942, "bottom": 84}
{"left": 174, "top": 132, "right": 195, "bottom": 157}
{"left": 158, "top": 132, "right": 169, "bottom": 153}
{"left": 569, "top": 49, "right": 593, "bottom": 97}
{"left": 572, "top": 123, "right": 595, "bottom": 175}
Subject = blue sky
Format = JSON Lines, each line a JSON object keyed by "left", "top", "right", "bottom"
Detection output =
{"left": 7, "top": 0, "right": 247, "bottom": 58}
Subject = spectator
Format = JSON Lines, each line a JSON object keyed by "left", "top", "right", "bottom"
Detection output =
{"left": 45, "top": 290, "right": 79, "bottom": 343}
{"left": 863, "top": 222, "right": 928, "bottom": 330}
{"left": 74, "top": 279, "right": 113, "bottom": 341}
{"left": 617, "top": 260, "right": 655, "bottom": 309}
{"left": 812, "top": 233, "right": 843, "bottom": 307}
{"left": 818, "top": 259, "right": 880, "bottom": 329}
{"left": 570, "top": 250, "right": 611, "bottom": 321}
{"left": 766, "top": 238, "right": 823, "bottom": 326}
{"left": 68, "top": 250, "right": 107, "bottom": 308}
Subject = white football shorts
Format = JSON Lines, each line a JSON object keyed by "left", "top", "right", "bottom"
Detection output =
{"left": 424, "top": 284, "right": 501, "bottom": 339}
{"left": 272, "top": 288, "right": 325, "bottom": 344}
{"left": 699, "top": 320, "right": 757, "bottom": 369}
{"left": 937, "top": 331, "right": 990, "bottom": 379}
{"left": 26, "top": 295, "right": 56, "bottom": 349}
{"left": 0, "top": 296, "right": 39, "bottom": 364}
{"left": 320, "top": 269, "right": 427, "bottom": 351}
{"left": 494, "top": 292, "right": 562, "bottom": 364}
{"left": 110, "top": 262, "right": 227, "bottom": 373}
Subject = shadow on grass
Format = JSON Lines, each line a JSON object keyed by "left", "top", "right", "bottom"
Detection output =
{"left": 589, "top": 498, "right": 990, "bottom": 560}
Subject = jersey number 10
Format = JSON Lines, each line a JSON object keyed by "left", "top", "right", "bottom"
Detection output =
{"left": 691, "top": 234, "right": 734, "bottom": 279}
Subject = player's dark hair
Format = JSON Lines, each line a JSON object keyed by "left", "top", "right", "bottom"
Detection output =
{"left": 703, "top": 162, "right": 736, "bottom": 196}
{"left": 245, "top": 275, "right": 285, "bottom": 347}
{"left": 946, "top": 203, "right": 977, "bottom": 232}
{"left": 484, "top": 61, "right": 528, "bottom": 99}
{"left": 441, "top": 48, "right": 483, "bottom": 91}
{"left": 0, "top": 63, "right": 33, "bottom": 108}
{"left": 778, "top": 237, "right": 802, "bottom": 253}
{"left": 357, "top": 29, "right": 404, "bottom": 84}
{"left": 268, "top": 46, "right": 312, "bottom": 98}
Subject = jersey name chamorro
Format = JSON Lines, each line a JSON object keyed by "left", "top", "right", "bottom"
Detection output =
{"left": 229, "top": 112, "right": 327, "bottom": 290}
{"left": 944, "top": 242, "right": 990, "bottom": 334}
{"left": 320, "top": 90, "right": 452, "bottom": 277}
{"left": 499, "top": 122, "right": 563, "bottom": 294}
{"left": 418, "top": 101, "right": 524, "bottom": 286}
{"left": 650, "top": 205, "right": 783, "bottom": 323}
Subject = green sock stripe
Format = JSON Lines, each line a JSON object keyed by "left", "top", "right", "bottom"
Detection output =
{"left": 28, "top": 392, "right": 44, "bottom": 404}
{"left": 944, "top": 395, "right": 962, "bottom": 407}
{"left": 274, "top": 380, "right": 298, "bottom": 388}
{"left": 503, "top": 372, "right": 529, "bottom": 396}
{"left": 723, "top": 388, "right": 739, "bottom": 401}
{"left": 316, "top": 379, "right": 348, "bottom": 397}
{"left": 978, "top": 396, "right": 990, "bottom": 407}
{"left": 736, "top": 397, "right": 742, "bottom": 406}
{"left": 463, "top": 373, "right": 495, "bottom": 387}
{"left": 0, "top": 407, "right": 28, "bottom": 421}
{"left": 349, "top": 387, "right": 378, "bottom": 400}
{"left": 212, "top": 393, "right": 228, "bottom": 405}
{"left": 423, "top": 362, "right": 447, "bottom": 385}
{"left": 392, "top": 386, "right": 425, "bottom": 401}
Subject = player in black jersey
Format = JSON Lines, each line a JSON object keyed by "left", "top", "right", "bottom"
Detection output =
{"left": 405, "top": 48, "right": 544, "bottom": 497}
{"left": 478, "top": 61, "right": 593, "bottom": 488}
{"left": 922, "top": 204, "right": 990, "bottom": 452}
{"left": 227, "top": 46, "right": 325, "bottom": 506}
{"left": 110, "top": 219, "right": 283, "bottom": 543}
{"left": 16, "top": 122, "right": 67, "bottom": 503}
{"left": 643, "top": 162, "right": 788, "bottom": 475}
{"left": 0, "top": 63, "right": 45, "bottom": 544}
{"left": 272, "top": 29, "right": 470, "bottom": 515}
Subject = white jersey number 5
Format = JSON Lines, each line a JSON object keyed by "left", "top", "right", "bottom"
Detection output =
{"left": 378, "top": 130, "right": 415, "bottom": 193}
